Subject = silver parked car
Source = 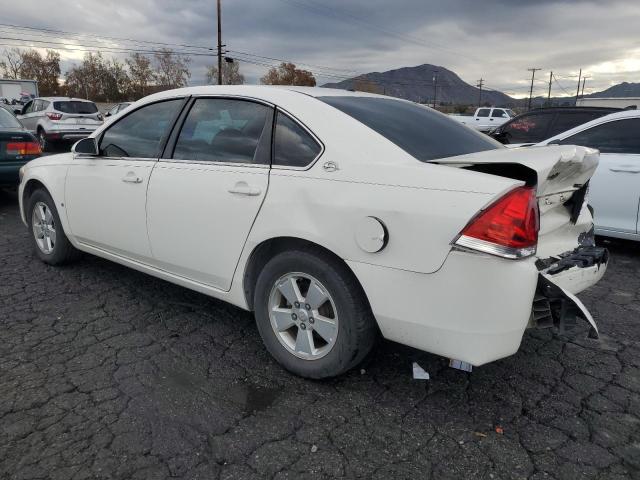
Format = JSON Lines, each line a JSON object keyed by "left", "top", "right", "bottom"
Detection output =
{"left": 17, "top": 97, "right": 103, "bottom": 151}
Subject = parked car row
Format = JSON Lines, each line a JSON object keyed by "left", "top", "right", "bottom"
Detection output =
{"left": 17, "top": 85, "right": 609, "bottom": 378}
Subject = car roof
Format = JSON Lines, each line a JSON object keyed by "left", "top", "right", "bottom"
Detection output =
{"left": 539, "top": 109, "right": 640, "bottom": 144}
{"left": 137, "top": 85, "right": 388, "bottom": 104}
{"left": 37, "top": 97, "right": 96, "bottom": 102}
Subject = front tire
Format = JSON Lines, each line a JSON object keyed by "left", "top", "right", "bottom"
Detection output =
{"left": 27, "top": 189, "right": 80, "bottom": 265}
{"left": 254, "top": 249, "right": 377, "bottom": 378}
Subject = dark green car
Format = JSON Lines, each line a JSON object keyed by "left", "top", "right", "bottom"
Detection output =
{"left": 0, "top": 107, "right": 41, "bottom": 186}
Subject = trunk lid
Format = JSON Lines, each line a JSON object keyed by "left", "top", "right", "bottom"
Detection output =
{"left": 433, "top": 145, "right": 600, "bottom": 259}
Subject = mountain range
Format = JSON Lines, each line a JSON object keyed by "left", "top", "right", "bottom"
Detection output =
{"left": 322, "top": 64, "right": 640, "bottom": 107}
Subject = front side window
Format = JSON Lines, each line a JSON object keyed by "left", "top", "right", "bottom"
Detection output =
{"left": 491, "top": 109, "right": 507, "bottom": 118}
{"left": 173, "top": 98, "right": 272, "bottom": 164}
{"left": 477, "top": 108, "right": 490, "bottom": 117}
{"left": 558, "top": 118, "right": 640, "bottom": 154}
{"left": 100, "top": 99, "right": 182, "bottom": 158}
{"left": 501, "top": 112, "right": 554, "bottom": 143}
{"left": 23, "top": 101, "right": 34, "bottom": 114}
{"left": 273, "top": 111, "right": 322, "bottom": 167}
{"left": 318, "top": 96, "right": 500, "bottom": 162}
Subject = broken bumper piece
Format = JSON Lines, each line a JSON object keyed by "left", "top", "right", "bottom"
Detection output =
{"left": 531, "top": 246, "right": 608, "bottom": 339}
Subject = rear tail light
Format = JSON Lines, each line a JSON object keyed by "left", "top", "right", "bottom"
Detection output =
{"left": 6, "top": 141, "right": 41, "bottom": 156}
{"left": 453, "top": 186, "right": 539, "bottom": 259}
{"left": 46, "top": 112, "right": 62, "bottom": 120}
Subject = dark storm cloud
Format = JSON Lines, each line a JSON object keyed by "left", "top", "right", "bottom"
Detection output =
{"left": 5, "top": 0, "right": 639, "bottom": 95}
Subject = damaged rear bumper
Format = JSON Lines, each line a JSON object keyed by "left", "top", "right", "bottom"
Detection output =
{"left": 530, "top": 246, "right": 608, "bottom": 338}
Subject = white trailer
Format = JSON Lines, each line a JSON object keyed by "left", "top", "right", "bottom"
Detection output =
{"left": 576, "top": 97, "right": 640, "bottom": 109}
{"left": 0, "top": 79, "right": 39, "bottom": 103}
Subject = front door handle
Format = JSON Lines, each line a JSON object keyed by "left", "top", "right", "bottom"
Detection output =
{"left": 610, "top": 167, "right": 640, "bottom": 173}
{"left": 228, "top": 181, "right": 261, "bottom": 196}
{"left": 122, "top": 172, "right": 143, "bottom": 183}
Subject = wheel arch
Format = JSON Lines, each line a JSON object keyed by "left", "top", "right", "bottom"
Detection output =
{"left": 242, "top": 236, "right": 373, "bottom": 314}
{"left": 21, "top": 178, "right": 49, "bottom": 218}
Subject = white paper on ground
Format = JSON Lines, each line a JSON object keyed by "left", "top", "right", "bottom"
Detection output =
{"left": 412, "top": 362, "right": 430, "bottom": 380}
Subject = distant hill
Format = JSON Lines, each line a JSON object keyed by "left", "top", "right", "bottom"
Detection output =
{"left": 322, "top": 64, "right": 518, "bottom": 107}
{"left": 586, "top": 82, "right": 640, "bottom": 98}
{"left": 322, "top": 63, "right": 639, "bottom": 108}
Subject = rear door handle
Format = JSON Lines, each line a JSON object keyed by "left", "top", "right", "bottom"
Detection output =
{"left": 610, "top": 167, "right": 640, "bottom": 173}
{"left": 228, "top": 181, "right": 261, "bottom": 196}
{"left": 122, "top": 172, "right": 143, "bottom": 183}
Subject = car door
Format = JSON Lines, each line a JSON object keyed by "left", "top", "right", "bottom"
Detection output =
{"left": 558, "top": 117, "right": 640, "bottom": 234}
{"left": 65, "top": 98, "right": 186, "bottom": 263}
{"left": 146, "top": 97, "right": 273, "bottom": 291}
{"left": 18, "top": 100, "right": 37, "bottom": 132}
{"left": 475, "top": 108, "right": 491, "bottom": 128}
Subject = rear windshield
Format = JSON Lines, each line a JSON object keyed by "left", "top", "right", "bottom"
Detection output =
{"left": 53, "top": 101, "right": 98, "bottom": 114}
{"left": 317, "top": 96, "right": 501, "bottom": 162}
{"left": 0, "top": 107, "right": 22, "bottom": 128}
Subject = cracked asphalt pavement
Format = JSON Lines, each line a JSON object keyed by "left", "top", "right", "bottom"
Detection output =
{"left": 1, "top": 187, "right": 640, "bottom": 480}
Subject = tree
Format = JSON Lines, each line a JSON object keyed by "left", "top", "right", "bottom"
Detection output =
{"left": 0, "top": 48, "right": 61, "bottom": 95}
{"left": 0, "top": 48, "right": 24, "bottom": 79}
{"left": 260, "top": 62, "right": 316, "bottom": 86}
{"left": 64, "top": 52, "right": 107, "bottom": 100}
{"left": 153, "top": 48, "right": 191, "bottom": 89}
{"left": 103, "top": 58, "right": 131, "bottom": 101}
{"left": 206, "top": 60, "right": 244, "bottom": 85}
{"left": 20, "top": 50, "right": 61, "bottom": 96}
{"left": 353, "top": 78, "right": 382, "bottom": 94}
{"left": 126, "top": 53, "right": 155, "bottom": 98}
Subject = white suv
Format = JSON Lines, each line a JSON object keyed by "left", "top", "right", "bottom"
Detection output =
{"left": 18, "top": 97, "right": 103, "bottom": 151}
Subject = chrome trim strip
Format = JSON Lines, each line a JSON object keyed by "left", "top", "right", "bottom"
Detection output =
{"left": 454, "top": 235, "right": 536, "bottom": 259}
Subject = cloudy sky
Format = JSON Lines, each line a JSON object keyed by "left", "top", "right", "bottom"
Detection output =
{"left": 3, "top": 0, "right": 639, "bottom": 97}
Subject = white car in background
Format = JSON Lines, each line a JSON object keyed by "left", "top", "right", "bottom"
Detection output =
{"left": 449, "top": 107, "right": 515, "bottom": 132}
{"left": 17, "top": 97, "right": 104, "bottom": 151}
{"left": 536, "top": 109, "right": 640, "bottom": 241}
{"left": 18, "top": 86, "right": 607, "bottom": 378}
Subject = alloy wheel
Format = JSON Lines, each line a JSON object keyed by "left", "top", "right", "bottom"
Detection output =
{"left": 32, "top": 201, "right": 56, "bottom": 254}
{"left": 268, "top": 272, "right": 339, "bottom": 360}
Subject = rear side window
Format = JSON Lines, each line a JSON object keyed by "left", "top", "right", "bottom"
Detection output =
{"left": 53, "top": 101, "right": 98, "bottom": 114}
{"left": 558, "top": 118, "right": 640, "bottom": 154}
{"left": 477, "top": 109, "right": 491, "bottom": 117}
{"left": 100, "top": 99, "right": 182, "bottom": 158}
{"left": 318, "top": 96, "right": 500, "bottom": 162}
{"left": 0, "top": 108, "right": 21, "bottom": 128}
{"left": 273, "top": 111, "right": 322, "bottom": 167}
{"left": 173, "top": 98, "right": 272, "bottom": 164}
{"left": 501, "top": 112, "right": 554, "bottom": 143}
{"left": 548, "top": 111, "right": 603, "bottom": 137}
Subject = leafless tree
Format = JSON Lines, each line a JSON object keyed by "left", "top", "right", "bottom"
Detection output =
{"left": 153, "top": 49, "right": 191, "bottom": 89}
{"left": 206, "top": 61, "right": 245, "bottom": 85}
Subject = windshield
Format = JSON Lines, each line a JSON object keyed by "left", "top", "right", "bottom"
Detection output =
{"left": 317, "top": 96, "right": 501, "bottom": 162}
{"left": 0, "top": 107, "right": 22, "bottom": 128}
{"left": 53, "top": 101, "right": 98, "bottom": 114}
{"left": 506, "top": 109, "right": 516, "bottom": 117}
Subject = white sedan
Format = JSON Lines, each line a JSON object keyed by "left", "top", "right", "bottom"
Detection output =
{"left": 536, "top": 109, "right": 640, "bottom": 241}
{"left": 18, "top": 86, "right": 608, "bottom": 378}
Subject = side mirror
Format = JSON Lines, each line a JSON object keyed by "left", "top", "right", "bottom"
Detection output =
{"left": 72, "top": 137, "right": 98, "bottom": 156}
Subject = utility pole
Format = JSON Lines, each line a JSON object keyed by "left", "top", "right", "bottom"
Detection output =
{"left": 217, "top": 0, "right": 223, "bottom": 85}
{"left": 527, "top": 68, "right": 541, "bottom": 110}
{"left": 581, "top": 76, "right": 588, "bottom": 98}
{"left": 476, "top": 78, "right": 484, "bottom": 107}
{"left": 432, "top": 70, "right": 438, "bottom": 108}
{"left": 547, "top": 71, "right": 553, "bottom": 106}
{"left": 574, "top": 68, "right": 582, "bottom": 106}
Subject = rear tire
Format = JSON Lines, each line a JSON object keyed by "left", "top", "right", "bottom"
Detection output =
{"left": 37, "top": 129, "right": 50, "bottom": 152}
{"left": 254, "top": 248, "right": 377, "bottom": 378}
{"left": 27, "top": 189, "right": 80, "bottom": 265}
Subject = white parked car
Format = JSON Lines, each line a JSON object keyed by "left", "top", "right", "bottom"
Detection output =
{"left": 18, "top": 86, "right": 608, "bottom": 378}
{"left": 449, "top": 107, "right": 515, "bottom": 132}
{"left": 17, "top": 97, "right": 104, "bottom": 151}
{"left": 536, "top": 109, "right": 640, "bottom": 241}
